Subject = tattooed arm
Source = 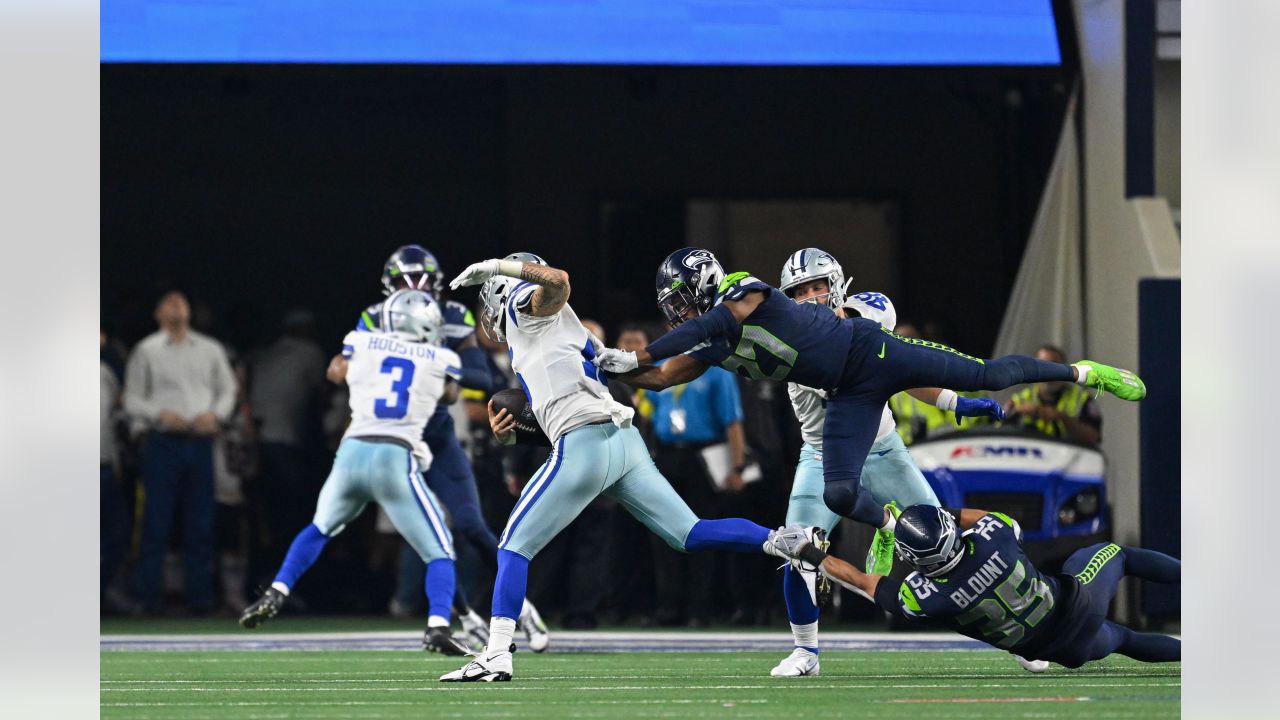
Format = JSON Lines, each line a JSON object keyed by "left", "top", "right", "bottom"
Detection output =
{"left": 518, "top": 262, "right": 572, "bottom": 317}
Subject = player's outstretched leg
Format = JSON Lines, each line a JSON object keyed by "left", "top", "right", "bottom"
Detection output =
{"left": 441, "top": 549, "right": 525, "bottom": 682}
{"left": 240, "top": 523, "right": 330, "bottom": 629}
{"left": 1119, "top": 546, "right": 1181, "bottom": 584}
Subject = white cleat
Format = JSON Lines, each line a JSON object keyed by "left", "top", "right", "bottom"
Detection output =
{"left": 770, "top": 647, "right": 820, "bottom": 677}
{"left": 1015, "top": 655, "right": 1050, "bottom": 673}
{"left": 459, "top": 610, "right": 490, "bottom": 652}
{"left": 439, "top": 650, "right": 513, "bottom": 682}
{"left": 519, "top": 599, "right": 550, "bottom": 653}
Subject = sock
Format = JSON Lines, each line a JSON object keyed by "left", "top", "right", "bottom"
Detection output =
{"left": 1073, "top": 363, "right": 1091, "bottom": 386}
{"left": 486, "top": 616, "right": 517, "bottom": 655}
{"left": 491, "top": 549, "right": 530, "bottom": 620}
{"left": 425, "top": 558, "right": 456, "bottom": 623}
{"left": 783, "top": 566, "right": 820, "bottom": 625}
{"left": 427, "top": 615, "right": 449, "bottom": 628}
{"left": 791, "top": 621, "right": 819, "bottom": 653}
{"left": 272, "top": 524, "right": 330, "bottom": 591}
{"left": 684, "top": 518, "right": 770, "bottom": 553}
{"left": 881, "top": 513, "right": 897, "bottom": 532}
{"left": 1122, "top": 546, "right": 1181, "bottom": 584}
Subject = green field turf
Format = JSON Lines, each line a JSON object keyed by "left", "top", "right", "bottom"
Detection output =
{"left": 101, "top": 650, "right": 1180, "bottom": 719}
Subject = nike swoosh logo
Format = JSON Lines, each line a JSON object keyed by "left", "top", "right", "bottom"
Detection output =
{"left": 872, "top": 449, "right": 892, "bottom": 456}
{"left": 877, "top": 342, "right": 886, "bottom": 359}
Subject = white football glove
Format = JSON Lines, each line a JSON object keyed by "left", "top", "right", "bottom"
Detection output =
{"left": 592, "top": 348, "right": 638, "bottom": 373}
{"left": 449, "top": 259, "right": 501, "bottom": 290}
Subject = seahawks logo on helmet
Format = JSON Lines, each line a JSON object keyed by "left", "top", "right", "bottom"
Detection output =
{"left": 656, "top": 247, "right": 725, "bottom": 328}
{"left": 894, "top": 505, "right": 966, "bottom": 578}
{"left": 382, "top": 245, "right": 445, "bottom": 296}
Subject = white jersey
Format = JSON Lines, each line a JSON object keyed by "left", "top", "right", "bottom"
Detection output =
{"left": 505, "top": 282, "right": 629, "bottom": 443}
{"left": 788, "top": 291, "right": 898, "bottom": 450}
{"left": 340, "top": 331, "right": 461, "bottom": 467}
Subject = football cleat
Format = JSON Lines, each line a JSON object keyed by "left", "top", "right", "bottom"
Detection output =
{"left": 770, "top": 648, "right": 820, "bottom": 677}
{"left": 518, "top": 600, "right": 550, "bottom": 653}
{"left": 866, "top": 503, "right": 900, "bottom": 576}
{"left": 459, "top": 610, "right": 490, "bottom": 652}
{"left": 422, "top": 626, "right": 474, "bottom": 657}
{"left": 1015, "top": 655, "right": 1050, "bottom": 673}
{"left": 440, "top": 650, "right": 513, "bottom": 682}
{"left": 1076, "top": 360, "right": 1147, "bottom": 401}
{"left": 239, "top": 587, "right": 286, "bottom": 629}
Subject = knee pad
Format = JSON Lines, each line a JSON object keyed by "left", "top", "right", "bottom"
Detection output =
{"left": 822, "top": 482, "right": 859, "bottom": 518}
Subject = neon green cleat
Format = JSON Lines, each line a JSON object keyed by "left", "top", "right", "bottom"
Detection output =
{"left": 866, "top": 502, "right": 900, "bottom": 575}
{"left": 1076, "top": 360, "right": 1147, "bottom": 401}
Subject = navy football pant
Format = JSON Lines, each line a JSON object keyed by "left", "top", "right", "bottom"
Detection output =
{"left": 823, "top": 331, "right": 1076, "bottom": 526}
{"left": 1063, "top": 543, "right": 1182, "bottom": 664}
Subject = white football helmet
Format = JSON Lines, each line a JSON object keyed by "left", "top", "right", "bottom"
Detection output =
{"left": 779, "top": 248, "right": 849, "bottom": 307}
{"left": 381, "top": 289, "right": 445, "bottom": 344}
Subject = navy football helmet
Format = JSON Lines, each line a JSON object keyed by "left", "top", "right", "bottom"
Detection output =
{"left": 382, "top": 245, "right": 444, "bottom": 296}
{"left": 894, "top": 505, "right": 965, "bottom": 578}
{"left": 655, "top": 248, "right": 725, "bottom": 327}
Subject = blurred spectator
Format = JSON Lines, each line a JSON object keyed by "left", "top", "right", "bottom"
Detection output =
{"left": 646, "top": 363, "right": 745, "bottom": 627}
{"left": 101, "top": 332, "right": 129, "bottom": 611}
{"left": 526, "top": 318, "right": 616, "bottom": 628}
{"left": 123, "top": 290, "right": 236, "bottom": 614}
{"left": 1004, "top": 344, "right": 1102, "bottom": 445}
{"left": 214, "top": 352, "right": 256, "bottom": 613}
{"left": 248, "top": 310, "right": 328, "bottom": 581}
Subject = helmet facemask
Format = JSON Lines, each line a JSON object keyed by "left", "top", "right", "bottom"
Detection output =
{"left": 478, "top": 276, "right": 515, "bottom": 343}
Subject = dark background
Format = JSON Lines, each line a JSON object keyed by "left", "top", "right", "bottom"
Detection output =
{"left": 102, "top": 64, "right": 1069, "bottom": 354}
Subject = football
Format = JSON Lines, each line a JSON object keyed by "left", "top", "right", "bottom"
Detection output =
{"left": 490, "top": 387, "right": 550, "bottom": 446}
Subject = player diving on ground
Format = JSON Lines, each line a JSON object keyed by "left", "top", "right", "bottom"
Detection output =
{"left": 240, "top": 290, "right": 474, "bottom": 656}
{"left": 768, "top": 506, "right": 1181, "bottom": 668}
{"left": 439, "top": 253, "right": 795, "bottom": 682}
{"left": 594, "top": 247, "right": 1145, "bottom": 571}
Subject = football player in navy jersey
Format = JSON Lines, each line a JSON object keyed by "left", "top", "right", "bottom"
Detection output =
{"left": 327, "top": 245, "right": 549, "bottom": 652}
{"left": 767, "top": 506, "right": 1181, "bottom": 668}
{"left": 595, "top": 248, "right": 1147, "bottom": 571}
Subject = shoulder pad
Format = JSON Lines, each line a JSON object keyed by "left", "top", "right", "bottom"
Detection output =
{"left": 843, "top": 291, "right": 896, "bottom": 330}
{"left": 717, "top": 272, "right": 770, "bottom": 302}
{"left": 356, "top": 302, "right": 383, "bottom": 332}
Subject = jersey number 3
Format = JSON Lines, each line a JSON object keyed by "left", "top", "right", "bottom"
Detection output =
{"left": 374, "top": 357, "right": 416, "bottom": 419}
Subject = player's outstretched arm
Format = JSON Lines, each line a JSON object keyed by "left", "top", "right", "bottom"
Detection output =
{"left": 449, "top": 258, "right": 570, "bottom": 317}
{"left": 906, "top": 387, "right": 1005, "bottom": 424}
{"left": 612, "top": 353, "right": 710, "bottom": 391}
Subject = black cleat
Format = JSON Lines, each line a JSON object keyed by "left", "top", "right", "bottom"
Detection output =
{"left": 423, "top": 626, "right": 474, "bottom": 656}
{"left": 239, "top": 588, "right": 286, "bottom": 629}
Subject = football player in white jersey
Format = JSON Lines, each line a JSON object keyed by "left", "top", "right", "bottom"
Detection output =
{"left": 770, "top": 248, "right": 1044, "bottom": 677}
{"left": 439, "top": 254, "right": 795, "bottom": 682}
{"left": 240, "top": 290, "right": 474, "bottom": 656}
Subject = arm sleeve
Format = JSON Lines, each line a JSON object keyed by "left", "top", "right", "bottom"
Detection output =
{"left": 341, "top": 331, "right": 358, "bottom": 359}
{"left": 209, "top": 344, "right": 237, "bottom": 422}
{"left": 645, "top": 303, "right": 739, "bottom": 362}
{"left": 438, "top": 348, "right": 464, "bottom": 383}
{"left": 121, "top": 347, "right": 161, "bottom": 422}
{"left": 457, "top": 344, "right": 494, "bottom": 392}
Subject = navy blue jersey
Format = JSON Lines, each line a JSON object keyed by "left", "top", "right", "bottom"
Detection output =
{"left": 687, "top": 272, "right": 862, "bottom": 390}
{"left": 888, "top": 513, "right": 1065, "bottom": 654}
{"left": 355, "top": 298, "right": 476, "bottom": 352}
